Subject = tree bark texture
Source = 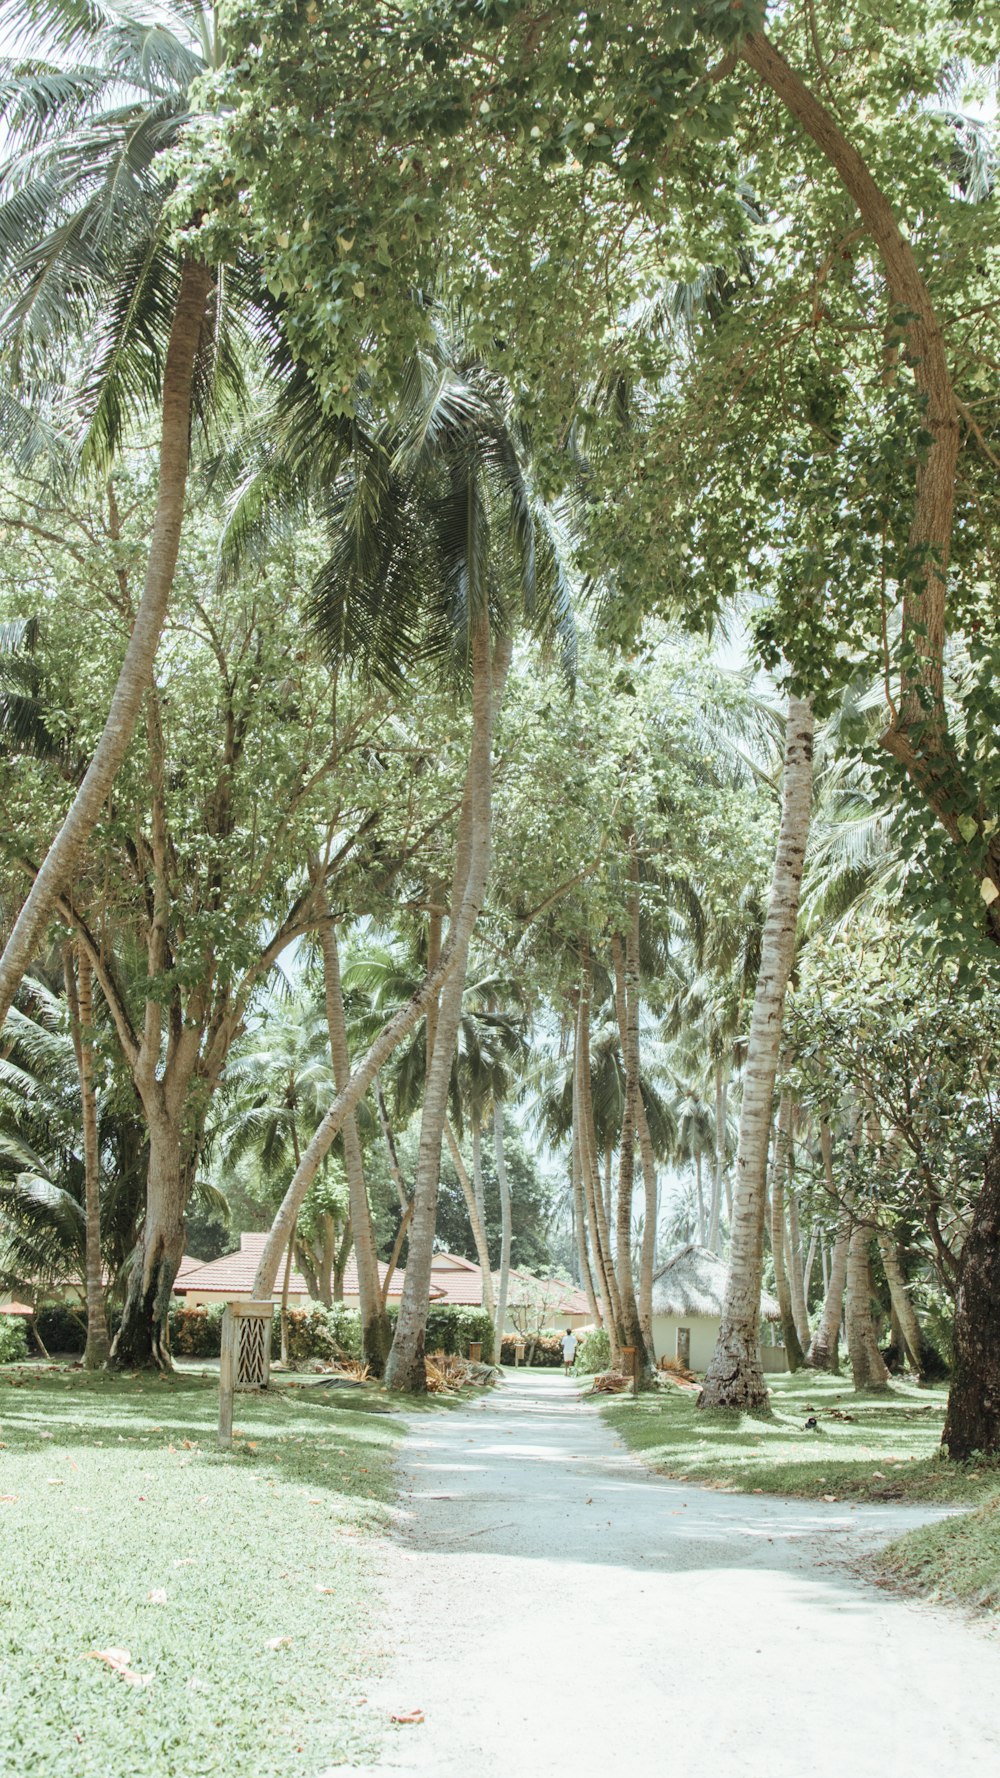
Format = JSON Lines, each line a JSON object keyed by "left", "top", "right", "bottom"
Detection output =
{"left": 0, "top": 259, "right": 213, "bottom": 1035}
{"left": 110, "top": 1111, "right": 186, "bottom": 1369}
{"left": 943, "top": 1124, "right": 1000, "bottom": 1459}
{"left": 700, "top": 697, "right": 814, "bottom": 1411}
{"left": 878, "top": 1233, "right": 927, "bottom": 1378}
{"left": 612, "top": 908, "right": 653, "bottom": 1369}
{"left": 444, "top": 1118, "right": 496, "bottom": 1321}
{"left": 492, "top": 1103, "right": 512, "bottom": 1360}
{"left": 572, "top": 1111, "right": 602, "bottom": 1327}
{"left": 845, "top": 1220, "right": 890, "bottom": 1392}
{"left": 65, "top": 943, "right": 109, "bottom": 1369}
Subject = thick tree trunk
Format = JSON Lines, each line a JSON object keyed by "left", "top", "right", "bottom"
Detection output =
{"left": 384, "top": 622, "right": 507, "bottom": 1392}
{"left": 316, "top": 887, "right": 391, "bottom": 1374}
{"left": 492, "top": 1103, "right": 512, "bottom": 1360}
{"left": 770, "top": 1094, "right": 805, "bottom": 1371}
{"left": 943, "top": 1125, "right": 1000, "bottom": 1458}
{"left": 109, "top": 1110, "right": 186, "bottom": 1370}
{"left": 444, "top": 1117, "right": 496, "bottom": 1321}
{"left": 65, "top": 943, "right": 109, "bottom": 1369}
{"left": 845, "top": 1219, "right": 890, "bottom": 1392}
{"left": 878, "top": 1233, "right": 927, "bottom": 1378}
{"left": 700, "top": 698, "right": 814, "bottom": 1410}
{"left": 0, "top": 260, "right": 212, "bottom": 1035}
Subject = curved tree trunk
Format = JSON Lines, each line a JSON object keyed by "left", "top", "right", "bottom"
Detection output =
{"left": 878, "top": 1233, "right": 927, "bottom": 1378}
{"left": 572, "top": 1112, "right": 602, "bottom": 1328}
{"left": 770, "top": 1093, "right": 805, "bottom": 1371}
{"left": 0, "top": 259, "right": 212, "bottom": 1035}
{"left": 700, "top": 697, "right": 814, "bottom": 1410}
{"left": 315, "top": 883, "right": 391, "bottom": 1374}
{"left": 492, "top": 1103, "right": 512, "bottom": 1361}
{"left": 384, "top": 622, "right": 508, "bottom": 1392}
{"left": 65, "top": 943, "right": 109, "bottom": 1369}
{"left": 943, "top": 1124, "right": 1000, "bottom": 1458}
{"left": 444, "top": 1117, "right": 496, "bottom": 1321}
{"left": 845, "top": 1219, "right": 890, "bottom": 1392}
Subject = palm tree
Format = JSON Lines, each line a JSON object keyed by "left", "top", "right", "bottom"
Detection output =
{"left": 0, "top": 0, "right": 251, "bottom": 1032}
{"left": 237, "top": 324, "right": 576, "bottom": 1392}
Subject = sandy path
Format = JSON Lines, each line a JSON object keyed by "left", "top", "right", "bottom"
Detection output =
{"left": 357, "top": 1370, "right": 997, "bottom": 1778}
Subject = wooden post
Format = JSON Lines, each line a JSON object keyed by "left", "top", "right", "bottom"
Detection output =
{"left": 218, "top": 1300, "right": 273, "bottom": 1450}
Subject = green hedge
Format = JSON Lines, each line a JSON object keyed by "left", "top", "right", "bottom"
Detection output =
{"left": 0, "top": 1317, "right": 29, "bottom": 1364}
{"left": 499, "top": 1331, "right": 564, "bottom": 1367}
{"left": 33, "top": 1304, "right": 88, "bottom": 1354}
{"left": 407, "top": 1304, "right": 494, "bottom": 1363}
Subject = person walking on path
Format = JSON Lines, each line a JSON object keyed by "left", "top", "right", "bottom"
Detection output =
{"left": 561, "top": 1329, "right": 578, "bottom": 1375}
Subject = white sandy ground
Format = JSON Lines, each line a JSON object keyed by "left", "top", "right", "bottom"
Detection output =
{"left": 349, "top": 1369, "right": 998, "bottom": 1778}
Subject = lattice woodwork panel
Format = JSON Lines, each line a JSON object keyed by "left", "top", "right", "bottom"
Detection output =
{"left": 237, "top": 1313, "right": 269, "bottom": 1389}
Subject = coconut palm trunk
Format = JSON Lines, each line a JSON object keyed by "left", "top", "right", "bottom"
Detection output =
{"left": 384, "top": 621, "right": 506, "bottom": 1392}
{"left": 708, "top": 1063, "right": 728, "bottom": 1253}
{"left": 492, "top": 1102, "right": 512, "bottom": 1360}
{"left": 576, "top": 949, "right": 623, "bottom": 1356}
{"left": 806, "top": 1121, "right": 848, "bottom": 1370}
{"left": 572, "top": 1113, "right": 602, "bottom": 1327}
{"left": 0, "top": 259, "right": 212, "bottom": 1034}
{"left": 699, "top": 696, "right": 814, "bottom": 1411}
{"left": 64, "top": 942, "right": 109, "bottom": 1368}
{"left": 612, "top": 907, "right": 652, "bottom": 1370}
{"left": 315, "top": 881, "right": 391, "bottom": 1374}
{"left": 770, "top": 1093, "right": 805, "bottom": 1371}
{"left": 444, "top": 1118, "right": 496, "bottom": 1321}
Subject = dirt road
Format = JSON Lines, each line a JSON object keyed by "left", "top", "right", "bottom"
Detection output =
{"left": 357, "top": 1370, "right": 997, "bottom": 1778}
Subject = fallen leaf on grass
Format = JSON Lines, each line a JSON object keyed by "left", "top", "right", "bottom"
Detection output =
{"left": 147, "top": 1589, "right": 168, "bottom": 1605}
{"left": 390, "top": 1709, "right": 424, "bottom": 1725}
{"left": 85, "top": 1649, "right": 152, "bottom": 1687}
{"left": 315, "top": 1585, "right": 336, "bottom": 1594}
{"left": 265, "top": 1636, "right": 293, "bottom": 1650}
{"left": 1, "top": 1494, "right": 19, "bottom": 1503}
{"left": 173, "top": 1558, "right": 196, "bottom": 1569}
{"left": 822, "top": 1494, "right": 839, "bottom": 1503}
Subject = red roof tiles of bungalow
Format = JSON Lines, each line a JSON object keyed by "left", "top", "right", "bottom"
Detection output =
{"left": 173, "top": 1232, "right": 446, "bottom": 1302}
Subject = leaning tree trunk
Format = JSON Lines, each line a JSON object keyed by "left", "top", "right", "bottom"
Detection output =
{"left": 0, "top": 260, "right": 212, "bottom": 1036}
{"left": 770, "top": 1094, "right": 805, "bottom": 1371}
{"left": 845, "top": 1219, "right": 890, "bottom": 1392}
{"left": 65, "top": 943, "right": 109, "bottom": 1369}
{"left": 572, "top": 1113, "right": 602, "bottom": 1327}
{"left": 110, "top": 1106, "right": 187, "bottom": 1370}
{"left": 700, "top": 697, "right": 814, "bottom": 1410}
{"left": 384, "top": 622, "right": 508, "bottom": 1392}
{"left": 444, "top": 1118, "right": 496, "bottom": 1321}
{"left": 492, "top": 1103, "right": 512, "bottom": 1361}
{"left": 878, "top": 1232, "right": 927, "bottom": 1378}
{"left": 943, "top": 1124, "right": 1000, "bottom": 1458}
{"left": 315, "top": 882, "right": 391, "bottom": 1374}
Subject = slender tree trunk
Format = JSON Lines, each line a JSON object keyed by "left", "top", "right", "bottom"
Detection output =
{"left": 471, "top": 1116, "right": 487, "bottom": 1226}
{"left": 612, "top": 906, "right": 652, "bottom": 1371}
{"left": 110, "top": 1107, "right": 186, "bottom": 1370}
{"left": 802, "top": 1220, "right": 819, "bottom": 1311}
{"left": 636, "top": 1094, "right": 658, "bottom": 1358}
{"left": 770, "top": 1094, "right": 805, "bottom": 1371}
{"left": 807, "top": 1122, "right": 848, "bottom": 1370}
{"left": 65, "top": 943, "right": 109, "bottom": 1369}
{"left": 444, "top": 1118, "right": 496, "bottom": 1320}
{"left": 577, "top": 949, "right": 622, "bottom": 1354}
{"left": 384, "top": 623, "right": 508, "bottom": 1392}
{"left": 0, "top": 260, "right": 212, "bottom": 1035}
{"left": 878, "top": 1233, "right": 926, "bottom": 1378}
{"left": 943, "top": 1124, "right": 1000, "bottom": 1458}
{"left": 333, "top": 1217, "right": 352, "bottom": 1303}
{"left": 709, "top": 1063, "right": 727, "bottom": 1252}
{"left": 700, "top": 698, "right": 814, "bottom": 1410}
{"left": 786, "top": 1139, "right": 810, "bottom": 1351}
{"left": 492, "top": 1103, "right": 512, "bottom": 1360}
{"left": 375, "top": 1074, "right": 408, "bottom": 1211}
{"left": 279, "top": 1231, "right": 294, "bottom": 1365}
{"left": 572, "top": 1110, "right": 602, "bottom": 1327}
{"left": 846, "top": 1218, "right": 891, "bottom": 1392}
{"left": 315, "top": 883, "right": 391, "bottom": 1374}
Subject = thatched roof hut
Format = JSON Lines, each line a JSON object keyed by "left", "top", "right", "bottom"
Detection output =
{"left": 651, "top": 1244, "right": 781, "bottom": 1322}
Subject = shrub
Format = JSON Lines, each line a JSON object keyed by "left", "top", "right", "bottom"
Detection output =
{"left": 0, "top": 1317, "right": 29, "bottom": 1364}
{"left": 575, "top": 1327, "right": 611, "bottom": 1374}
{"left": 283, "top": 1304, "right": 362, "bottom": 1364}
{"left": 169, "top": 1303, "right": 225, "bottom": 1357}
{"left": 419, "top": 1304, "right": 494, "bottom": 1363}
{"left": 33, "top": 1303, "right": 87, "bottom": 1355}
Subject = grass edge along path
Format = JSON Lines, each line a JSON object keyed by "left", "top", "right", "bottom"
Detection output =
{"left": 0, "top": 1362, "right": 418, "bottom": 1777}
{"left": 601, "top": 1370, "right": 1000, "bottom": 1620}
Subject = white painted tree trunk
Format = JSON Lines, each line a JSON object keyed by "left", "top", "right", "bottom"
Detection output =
{"left": 699, "top": 697, "right": 814, "bottom": 1410}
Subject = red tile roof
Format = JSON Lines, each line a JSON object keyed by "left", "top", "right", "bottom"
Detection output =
{"left": 0, "top": 1300, "right": 33, "bottom": 1317}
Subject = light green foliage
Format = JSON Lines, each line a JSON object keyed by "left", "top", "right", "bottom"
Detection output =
{"left": 575, "top": 1327, "right": 611, "bottom": 1375}
{"left": 0, "top": 1317, "right": 28, "bottom": 1363}
{"left": 605, "top": 1372, "right": 999, "bottom": 1504}
{"left": 0, "top": 1367, "right": 400, "bottom": 1775}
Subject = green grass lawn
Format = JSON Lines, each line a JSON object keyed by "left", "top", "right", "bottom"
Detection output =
{"left": 0, "top": 1361, "right": 405, "bottom": 1777}
{"left": 603, "top": 1370, "right": 1000, "bottom": 1506}
{"left": 875, "top": 1494, "right": 1000, "bottom": 1613}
